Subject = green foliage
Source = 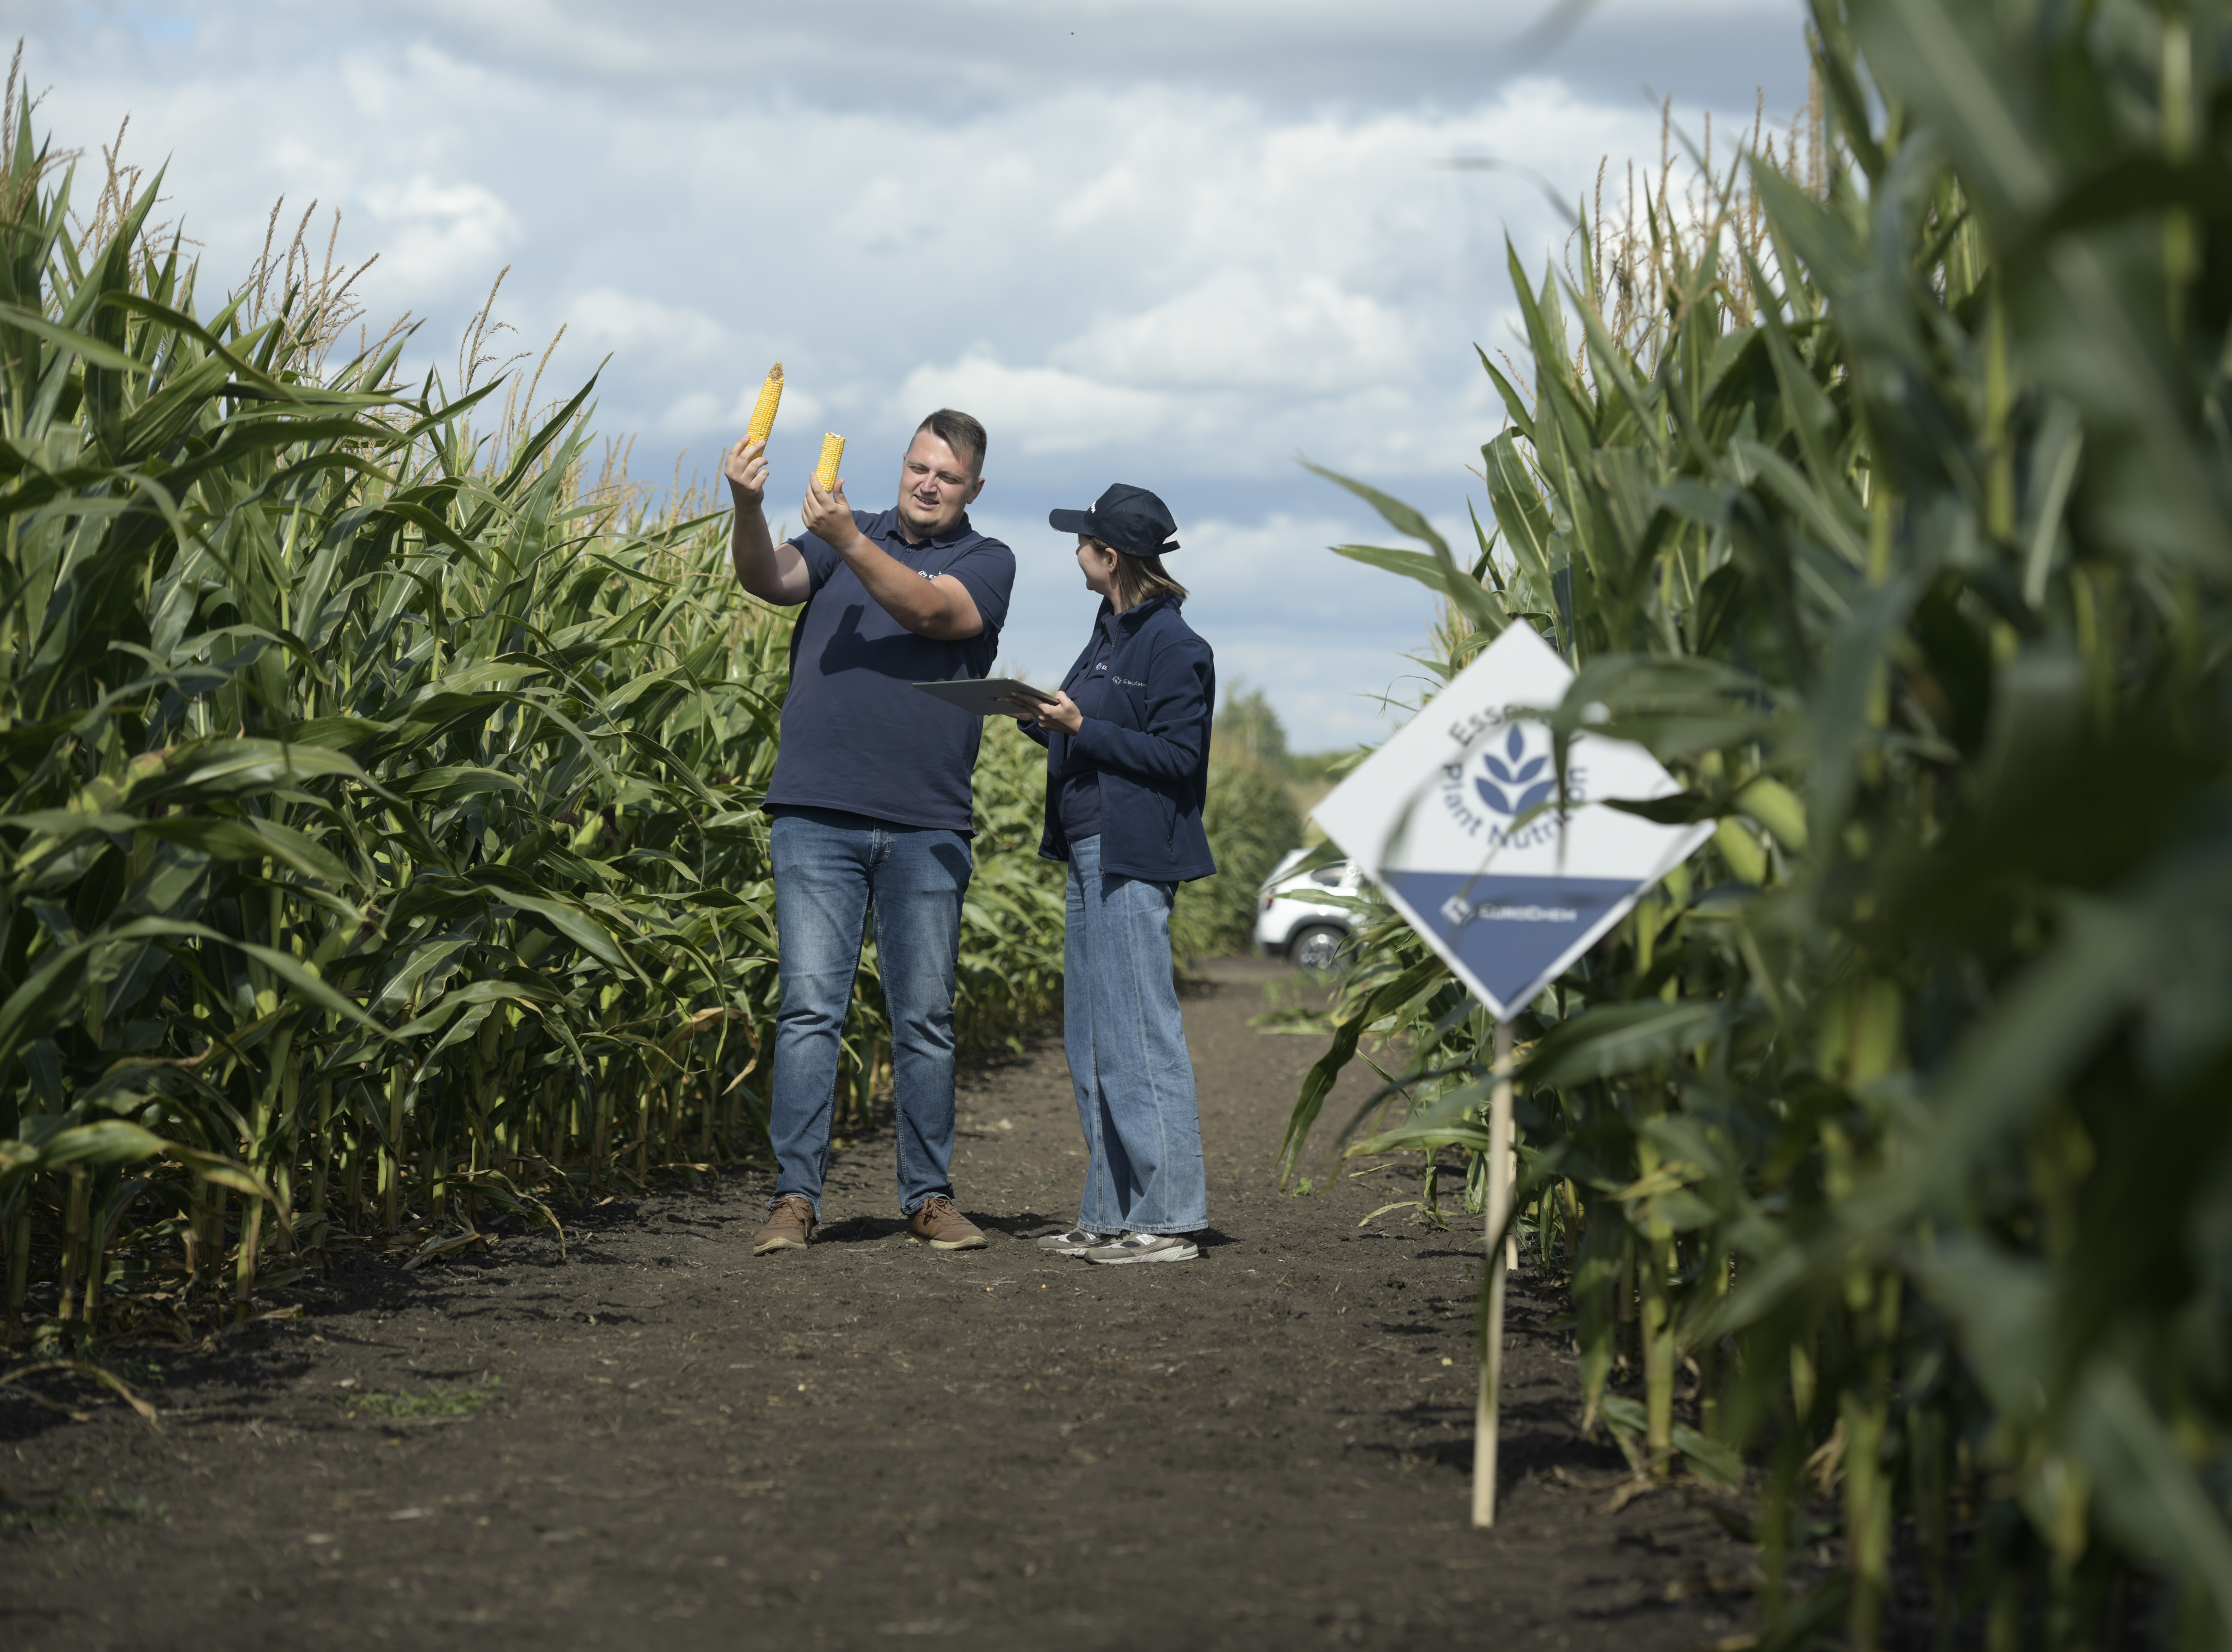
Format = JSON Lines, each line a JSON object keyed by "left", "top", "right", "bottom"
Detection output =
{"left": 1286, "top": 1, "right": 2232, "bottom": 1644}
{"left": 958, "top": 717, "right": 1067, "bottom": 1049}
{"left": 1286, "top": 750, "right": 1354, "bottom": 788}
{"left": 1172, "top": 688, "right": 1304, "bottom": 960}
{"left": 0, "top": 97, "right": 1066, "bottom": 1347}
{"left": 1213, "top": 683, "right": 1289, "bottom": 770}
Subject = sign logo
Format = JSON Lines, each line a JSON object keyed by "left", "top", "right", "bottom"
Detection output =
{"left": 1440, "top": 723, "right": 1587, "bottom": 852}
{"left": 1477, "top": 726, "right": 1551, "bottom": 817}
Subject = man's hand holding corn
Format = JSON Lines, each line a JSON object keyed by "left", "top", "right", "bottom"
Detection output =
{"left": 722, "top": 435, "right": 771, "bottom": 510}
{"left": 800, "top": 466, "right": 855, "bottom": 552}
{"left": 722, "top": 362, "right": 782, "bottom": 511}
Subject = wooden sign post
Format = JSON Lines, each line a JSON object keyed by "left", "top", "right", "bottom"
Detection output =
{"left": 1472, "top": 1019, "right": 1516, "bottom": 1527}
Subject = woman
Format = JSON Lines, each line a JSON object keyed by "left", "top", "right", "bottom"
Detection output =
{"left": 1018, "top": 483, "right": 1216, "bottom": 1265}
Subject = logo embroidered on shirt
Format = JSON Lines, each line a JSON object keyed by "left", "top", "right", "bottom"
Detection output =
{"left": 1114, "top": 675, "right": 1146, "bottom": 686}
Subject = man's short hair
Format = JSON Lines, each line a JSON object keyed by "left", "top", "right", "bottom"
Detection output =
{"left": 916, "top": 409, "right": 988, "bottom": 476}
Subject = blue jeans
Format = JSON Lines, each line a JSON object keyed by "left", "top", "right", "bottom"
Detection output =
{"left": 1063, "top": 835, "right": 1208, "bottom": 1235}
{"left": 768, "top": 807, "right": 972, "bottom": 1217}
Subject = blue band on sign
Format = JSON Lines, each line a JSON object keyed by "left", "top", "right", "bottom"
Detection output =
{"left": 1380, "top": 870, "right": 1641, "bottom": 1011}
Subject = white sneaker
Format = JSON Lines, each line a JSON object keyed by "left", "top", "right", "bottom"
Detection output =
{"left": 1036, "top": 1228, "right": 1112, "bottom": 1255}
{"left": 1084, "top": 1232, "right": 1199, "bottom": 1265}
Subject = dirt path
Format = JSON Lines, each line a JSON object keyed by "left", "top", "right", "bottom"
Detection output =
{"left": 2, "top": 958, "right": 1752, "bottom": 1650}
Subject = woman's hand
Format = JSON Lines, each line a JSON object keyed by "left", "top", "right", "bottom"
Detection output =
{"left": 1031, "top": 690, "right": 1084, "bottom": 735}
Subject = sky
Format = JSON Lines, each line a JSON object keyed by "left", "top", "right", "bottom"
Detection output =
{"left": 6, "top": 0, "right": 1810, "bottom": 751}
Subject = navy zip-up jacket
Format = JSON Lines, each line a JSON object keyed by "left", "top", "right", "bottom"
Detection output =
{"left": 1030, "top": 594, "right": 1217, "bottom": 883}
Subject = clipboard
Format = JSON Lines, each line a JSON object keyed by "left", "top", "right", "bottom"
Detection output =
{"left": 912, "top": 677, "right": 1060, "bottom": 717}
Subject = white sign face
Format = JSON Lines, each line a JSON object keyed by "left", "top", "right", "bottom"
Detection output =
{"left": 1312, "top": 624, "right": 1712, "bottom": 1023}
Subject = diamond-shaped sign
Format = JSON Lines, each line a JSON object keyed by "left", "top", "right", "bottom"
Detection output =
{"left": 1312, "top": 624, "right": 1710, "bottom": 1022}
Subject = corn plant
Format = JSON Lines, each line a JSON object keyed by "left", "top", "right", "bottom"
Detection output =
{"left": 956, "top": 716, "right": 1069, "bottom": 1055}
{"left": 0, "top": 94, "right": 1068, "bottom": 1351}
{"left": 1285, "top": 1, "right": 2232, "bottom": 1645}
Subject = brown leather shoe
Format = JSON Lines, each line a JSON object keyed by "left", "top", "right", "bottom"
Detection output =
{"left": 905, "top": 1195, "right": 986, "bottom": 1250}
{"left": 753, "top": 1196, "right": 815, "bottom": 1255}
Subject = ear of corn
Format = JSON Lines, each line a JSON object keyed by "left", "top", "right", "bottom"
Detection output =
{"left": 745, "top": 361, "right": 783, "bottom": 444}
{"left": 815, "top": 432, "right": 845, "bottom": 492}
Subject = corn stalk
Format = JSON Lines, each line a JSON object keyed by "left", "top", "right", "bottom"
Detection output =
{"left": 1286, "top": 1, "right": 2232, "bottom": 1645}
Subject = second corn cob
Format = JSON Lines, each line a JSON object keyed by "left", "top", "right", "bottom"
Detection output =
{"left": 815, "top": 433, "right": 845, "bottom": 492}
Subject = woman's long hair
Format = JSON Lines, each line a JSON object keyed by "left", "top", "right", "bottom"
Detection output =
{"left": 1091, "top": 538, "right": 1188, "bottom": 607}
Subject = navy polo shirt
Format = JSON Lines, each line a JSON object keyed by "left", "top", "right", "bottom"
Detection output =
{"left": 764, "top": 507, "right": 1016, "bottom": 833}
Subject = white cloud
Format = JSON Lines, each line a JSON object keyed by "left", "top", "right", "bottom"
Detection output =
{"left": 1054, "top": 273, "right": 1418, "bottom": 394}
{"left": 344, "top": 0, "right": 1806, "bottom": 109}
{"left": 893, "top": 354, "right": 1177, "bottom": 456}
{"left": 657, "top": 389, "right": 723, "bottom": 433}
{"left": 564, "top": 288, "right": 724, "bottom": 361}
{"left": 1, "top": 0, "right": 1808, "bottom": 747}
{"left": 359, "top": 176, "right": 516, "bottom": 294}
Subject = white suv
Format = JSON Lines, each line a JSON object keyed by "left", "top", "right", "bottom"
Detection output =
{"left": 1253, "top": 848, "right": 1365, "bottom": 973}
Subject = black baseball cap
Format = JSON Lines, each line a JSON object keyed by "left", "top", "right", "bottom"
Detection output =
{"left": 1049, "top": 483, "right": 1180, "bottom": 558}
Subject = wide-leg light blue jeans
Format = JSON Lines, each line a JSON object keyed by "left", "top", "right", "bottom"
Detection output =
{"left": 1064, "top": 834, "right": 1208, "bottom": 1235}
{"left": 768, "top": 807, "right": 972, "bottom": 1217}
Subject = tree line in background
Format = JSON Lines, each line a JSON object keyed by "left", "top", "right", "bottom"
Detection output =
{"left": 1172, "top": 684, "right": 1309, "bottom": 963}
{"left": 1284, "top": 0, "right": 2232, "bottom": 1645}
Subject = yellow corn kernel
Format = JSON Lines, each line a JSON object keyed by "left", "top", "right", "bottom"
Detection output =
{"left": 815, "top": 432, "right": 845, "bottom": 492}
{"left": 745, "top": 362, "right": 783, "bottom": 444}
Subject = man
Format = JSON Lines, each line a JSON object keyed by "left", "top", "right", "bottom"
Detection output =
{"left": 723, "top": 409, "right": 1013, "bottom": 1256}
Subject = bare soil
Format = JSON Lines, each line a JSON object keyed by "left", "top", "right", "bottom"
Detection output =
{"left": 1, "top": 957, "right": 1754, "bottom": 1650}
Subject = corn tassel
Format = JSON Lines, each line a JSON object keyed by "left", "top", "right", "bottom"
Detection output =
{"left": 746, "top": 363, "right": 783, "bottom": 444}
{"left": 815, "top": 432, "right": 845, "bottom": 493}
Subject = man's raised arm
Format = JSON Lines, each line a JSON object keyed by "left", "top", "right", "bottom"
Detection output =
{"left": 800, "top": 482, "right": 983, "bottom": 641}
{"left": 723, "top": 436, "right": 813, "bottom": 606}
